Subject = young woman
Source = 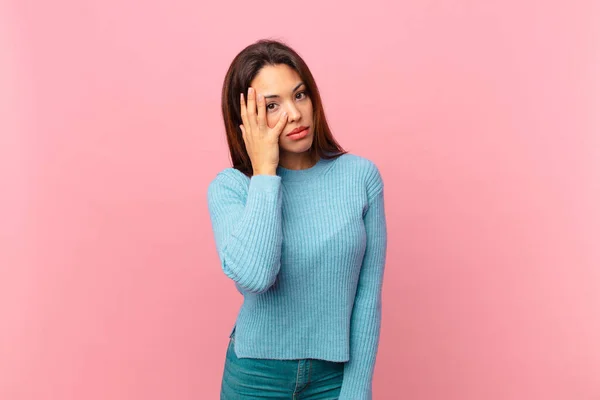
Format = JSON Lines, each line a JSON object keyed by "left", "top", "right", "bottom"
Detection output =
{"left": 207, "top": 39, "right": 388, "bottom": 399}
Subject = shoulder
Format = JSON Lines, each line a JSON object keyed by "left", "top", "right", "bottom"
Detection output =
{"left": 334, "top": 153, "right": 384, "bottom": 198}
{"left": 207, "top": 167, "right": 250, "bottom": 200}
{"left": 335, "top": 153, "right": 381, "bottom": 171}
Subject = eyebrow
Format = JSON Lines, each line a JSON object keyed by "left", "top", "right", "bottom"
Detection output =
{"left": 263, "top": 82, "right": 305, "bottom": 99}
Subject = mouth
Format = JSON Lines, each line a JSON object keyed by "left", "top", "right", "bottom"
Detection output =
{"left": 286, "top": 126, "right": 309, "bottom": 136}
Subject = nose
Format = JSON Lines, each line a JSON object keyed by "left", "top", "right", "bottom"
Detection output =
{"left": 284, "top": 104, "right": 301, "bottom": 123}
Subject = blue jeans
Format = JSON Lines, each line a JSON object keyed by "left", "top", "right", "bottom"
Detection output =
{"left": 220, "top": 329, "right": 344, "bottom": 399}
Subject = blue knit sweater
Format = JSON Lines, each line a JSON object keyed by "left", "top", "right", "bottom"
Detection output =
{"left": 206, "top": 152, "right": 387, "bottom": 399}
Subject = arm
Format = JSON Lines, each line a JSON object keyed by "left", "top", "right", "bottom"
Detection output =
{"left": 206, "top": 172, "right": 283, "bottom": 294}
{"left": 339, "top": 166, "right": 388, "bottom": 399}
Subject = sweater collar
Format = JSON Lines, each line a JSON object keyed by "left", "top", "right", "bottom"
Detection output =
{"left": 276, "top": 155, "right": 333, "bottom": 182}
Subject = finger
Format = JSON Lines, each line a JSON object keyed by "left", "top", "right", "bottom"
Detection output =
{"left": 240, "top": 124, "right": 248, "bottom": 145}
{"left": 256, "top": 93, "right": 267, "bottom": 132}
{"left": 246, "top": 87, "right": 258, "bottom": 131}
{"left": 240, "top": 92, "right": 250, "bottom": 133}
{"left": 271, "top": 111, "right": 288, "bottom": 137}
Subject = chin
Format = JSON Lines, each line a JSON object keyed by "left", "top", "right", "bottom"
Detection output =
{"left": 281, "top": 140, "right": 313, "bottom": 154}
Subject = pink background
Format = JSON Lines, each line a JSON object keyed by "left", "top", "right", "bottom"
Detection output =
{"left": 1, "top": 0, "right": 599, "bottom": 399}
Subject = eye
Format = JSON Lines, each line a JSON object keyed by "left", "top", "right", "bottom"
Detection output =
{"left": 265, "top": 91, "right": 308, "bottom": 113}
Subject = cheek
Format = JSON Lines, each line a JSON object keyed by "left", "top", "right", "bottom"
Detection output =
{"left": 267, "top": 113, "right": 291, "bottom": 129}
{"left": 267, "top": 115, "right": 279, "bottom": 129}
{"left": 305, "top": 101, "right": 314, "bottom": 119}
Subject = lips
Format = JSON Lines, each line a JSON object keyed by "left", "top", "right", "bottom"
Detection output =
{"left": 287, "top": 126, "right": 308, "bottom": 136}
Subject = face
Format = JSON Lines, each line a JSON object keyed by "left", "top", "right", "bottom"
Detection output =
{"left": 249, "top": 64, "right": 314, "bottom": 155}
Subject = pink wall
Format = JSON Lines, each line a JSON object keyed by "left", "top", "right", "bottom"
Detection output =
{"left": 1, "top": 0, "right": 599, "bottom": 399}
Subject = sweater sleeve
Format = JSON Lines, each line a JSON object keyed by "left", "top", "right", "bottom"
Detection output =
{"left": 206, "top": 171, "right": 284, "bottom": 294}
{"left": 339, "top": 164, "right": 388, "bottom": 399}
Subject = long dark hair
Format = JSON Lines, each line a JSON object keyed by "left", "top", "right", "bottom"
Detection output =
{"left": 221, "top": 38, "right": 347, "bottom": 177}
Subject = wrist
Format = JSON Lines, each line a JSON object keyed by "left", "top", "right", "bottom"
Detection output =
{"left": 253, "top": 169, "right": 277, "bottom": 176}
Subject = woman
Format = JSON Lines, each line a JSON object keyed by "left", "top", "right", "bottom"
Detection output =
{"left": 207, "top": 39, "right": 388, "bottom": 399}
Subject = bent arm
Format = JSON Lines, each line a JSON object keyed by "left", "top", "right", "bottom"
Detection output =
{"left": 207, "top": 172, "right": 283, "bottom": 294}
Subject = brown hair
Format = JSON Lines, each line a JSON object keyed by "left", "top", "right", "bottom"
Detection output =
{"left": 221, "top": 38, "right": 347, "bottom": 177}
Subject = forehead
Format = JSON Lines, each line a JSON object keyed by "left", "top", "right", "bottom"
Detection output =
{"left": 250, "top": 64, "right": 302, "bottom": 93}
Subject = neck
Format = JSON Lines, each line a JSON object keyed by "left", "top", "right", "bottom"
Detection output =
{"left": 278, "top": 151, "right": 317, "bottom": 171}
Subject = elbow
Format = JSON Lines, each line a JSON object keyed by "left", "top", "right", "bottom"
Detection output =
{"left": 221, "top": 258, "right": 279, "bottom": 295}
{"left": 234, "top": 271, "right": 277, "bottom": 294}
{"left": 249, "top": 279, "right": 275, "bottom": 294}
{"left": 254, "top": 270, "right": 279, "bottom": 294}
